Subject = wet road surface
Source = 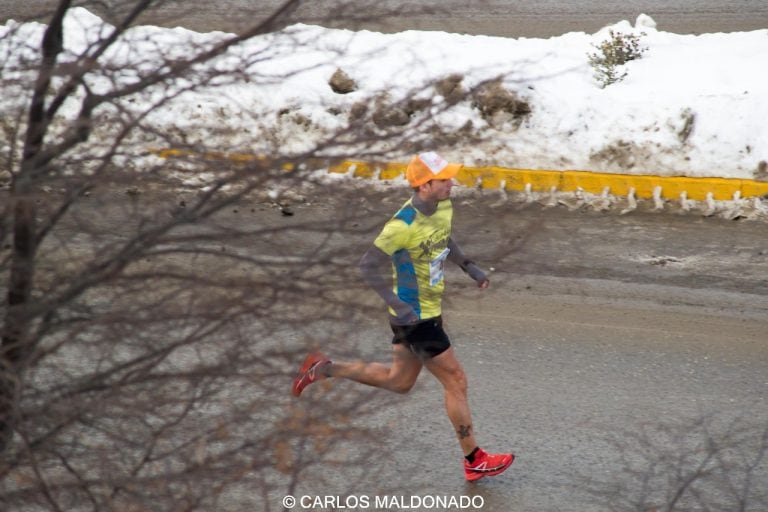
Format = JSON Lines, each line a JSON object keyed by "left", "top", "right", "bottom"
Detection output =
{"left": 286, "top": 291, "right": 768, "bottom": 510}
{"left": 15, "top": 177, "right": 768, "bottom": 511}
{"left": 259, "top": 191, "right": 768, "bottom": 511}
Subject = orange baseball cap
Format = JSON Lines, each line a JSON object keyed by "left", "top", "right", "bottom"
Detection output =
{"left": 406, "top": 151, "right": 462, "bottom": 187}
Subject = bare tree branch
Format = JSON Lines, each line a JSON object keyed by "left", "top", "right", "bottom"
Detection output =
{"left": 0, "top": 1, "right": 446, "bottom": 509}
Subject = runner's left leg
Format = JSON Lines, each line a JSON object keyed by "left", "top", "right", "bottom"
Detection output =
{"left": 327, "top": 343, "right": 422, "bottom": 394}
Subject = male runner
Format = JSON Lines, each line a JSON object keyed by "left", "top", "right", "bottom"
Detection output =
{"left": 292, "top": 152, "right": 514, "bottom": 482}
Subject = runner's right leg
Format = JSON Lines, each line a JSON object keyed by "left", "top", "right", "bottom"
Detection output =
{"left": 423, "top": 347, "right": 478, "bottom": 454}
{"left": 425, "top": 347, "right": 514, "bottom": 481}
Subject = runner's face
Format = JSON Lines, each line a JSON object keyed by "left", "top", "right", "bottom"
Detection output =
{"left": 426, "top": 178, "right": 453, "bottom": 200}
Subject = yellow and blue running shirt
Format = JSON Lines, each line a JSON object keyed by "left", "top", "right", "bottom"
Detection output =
{"left": 373, "top": 198, "right": 453, "bottom": 321}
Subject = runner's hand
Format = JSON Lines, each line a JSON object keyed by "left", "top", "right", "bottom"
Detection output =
{"left": 393, "top": 301, "right": 419, "bottom": 324}
{"left": 466, "top": 263, "right": 489, "bottom": 288}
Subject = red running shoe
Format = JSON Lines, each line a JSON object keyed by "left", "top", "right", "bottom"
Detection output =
{"left": 291, "top": 351, "right": 331, "bottom": 397}
{"left": 464, "top": 448, "right": 515, "bottom": 482}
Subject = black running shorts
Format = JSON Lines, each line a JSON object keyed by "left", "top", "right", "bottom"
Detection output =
{"left": 390, "top": 316, "right": 451, "bottom": 359}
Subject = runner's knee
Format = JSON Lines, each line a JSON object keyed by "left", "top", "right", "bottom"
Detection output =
{"left": 443, "top": 366, "right": 468, "bottom": 395}
{"left": 389, "top": 378, "right": 416, "bottom": 394}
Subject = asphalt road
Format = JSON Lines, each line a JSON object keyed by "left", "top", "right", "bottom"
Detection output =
{"left": 45, "top": 183, "right": 768, "bottom": 510}
{"left": 2, "top": 1, "right": 768, "bottom": 37}
{"left": 249, "top": 189, "right": 768, "bottom": 511}
{"left": 7, "top": 169, "right": 768, "bottom": 510}
{"left": 287, "top": 291, "right": 768, "bottom": 511}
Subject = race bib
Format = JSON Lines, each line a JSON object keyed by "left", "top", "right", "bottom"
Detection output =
{"left": 429, "top": 248, "right": 450, "bottom": 286}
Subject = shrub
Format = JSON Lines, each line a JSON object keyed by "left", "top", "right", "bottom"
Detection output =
{"left": 588, "top": 30, "right": 647, "bottom": 88}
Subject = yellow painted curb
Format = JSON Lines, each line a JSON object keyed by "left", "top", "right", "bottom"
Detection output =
{"left": 326, "top": 160, "right": 768, "bottom": 201}
{"left": 152, "top": 149, "right": 768, "bottom": 201}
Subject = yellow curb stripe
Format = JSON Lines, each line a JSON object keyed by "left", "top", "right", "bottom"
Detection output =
{"left": 151, "top": 149, "right": 768, "bottom": 201}
{"left": 329, "top": 161, "right": 768, "bottom": 201}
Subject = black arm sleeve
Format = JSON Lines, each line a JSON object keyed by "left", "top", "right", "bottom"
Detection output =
{"left": 447, "top": 237, "right": 488, "bottom": 283}
{"left": 359, "top": 246, "right": 418, "bottom": 323}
